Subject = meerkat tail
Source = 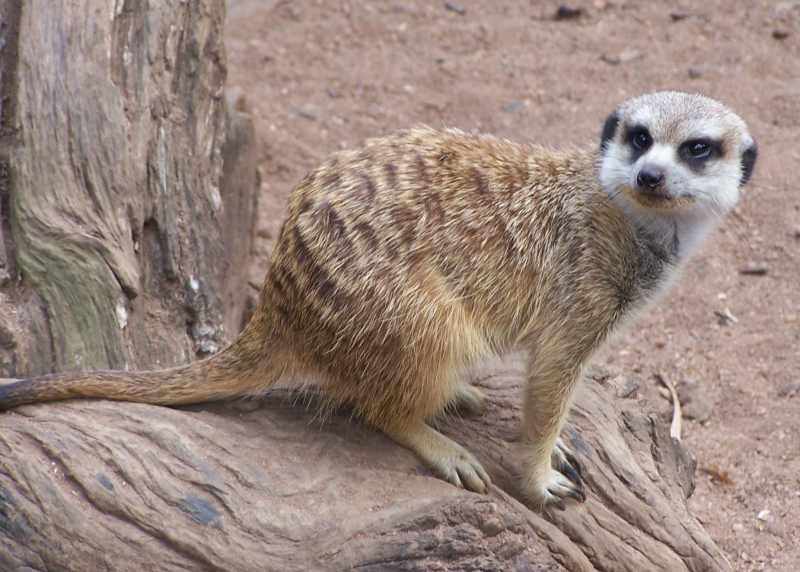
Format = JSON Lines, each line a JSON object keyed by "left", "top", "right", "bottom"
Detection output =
{"left": 0, "top": 323, "right": 286, "bottom": 410}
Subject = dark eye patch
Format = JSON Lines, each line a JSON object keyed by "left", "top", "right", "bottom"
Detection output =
{"left": 624, "top": 124, "right": 652, "bottom": 161}
{"left": 678, "top": 138, "right": 722, "bottom": 167}
{"left": 600, "top": 111, "right": 620, "bottom": 151}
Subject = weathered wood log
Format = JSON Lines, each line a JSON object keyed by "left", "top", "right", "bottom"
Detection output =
{"left": 0, "top": 1, "right": 730, "bottom": 571}
{"left": 0, "top": 358, "right": 729, "bottom": 571}
{"left": 0, "top": 0, "right": 257, "bottom": 377}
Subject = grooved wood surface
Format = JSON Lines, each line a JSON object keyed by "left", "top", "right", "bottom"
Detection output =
{"left": 0, "top": 359, "right": 728, "bottom": 571}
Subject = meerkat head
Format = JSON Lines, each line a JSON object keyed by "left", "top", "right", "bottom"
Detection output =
{"left": 598, "top": 92, "right": 757, "bottom": 220}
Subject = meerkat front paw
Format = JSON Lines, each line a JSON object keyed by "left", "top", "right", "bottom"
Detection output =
{"left": 525, "top": 467, "right": 587, "bottom": 509}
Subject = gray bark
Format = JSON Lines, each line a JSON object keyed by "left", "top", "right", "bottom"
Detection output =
{"left": 0, "top": 0, "right": 258, "bottom": 377}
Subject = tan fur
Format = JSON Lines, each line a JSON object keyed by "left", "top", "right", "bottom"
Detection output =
{"left": 0, "top": 93, "right": 756, "bottom": 508}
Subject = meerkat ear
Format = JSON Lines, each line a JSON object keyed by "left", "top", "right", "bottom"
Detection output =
{"left": 600, "top": 111, "right": 620, "bottom": 151}
{"left": 740, "top": 140, "right": 758, "bottom": 186}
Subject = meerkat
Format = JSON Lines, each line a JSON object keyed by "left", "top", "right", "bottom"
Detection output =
{"left": 0, "top": 92, "right": 757, "bottom": 508}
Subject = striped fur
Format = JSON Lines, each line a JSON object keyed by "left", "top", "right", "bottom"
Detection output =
{"left": 0, "top": 93, "right": 756, "bottom": 508}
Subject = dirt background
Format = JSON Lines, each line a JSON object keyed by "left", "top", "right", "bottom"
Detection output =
{"left": 224, "top": 1, "right": 799, "bottom": 570}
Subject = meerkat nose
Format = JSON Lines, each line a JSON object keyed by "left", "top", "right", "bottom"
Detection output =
{"left": 636, "top": 167, "right": 665, "bottom": 191}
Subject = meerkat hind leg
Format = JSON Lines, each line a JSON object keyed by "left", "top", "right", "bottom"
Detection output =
{"left": 383, "top": 421, "right": 491, "bottom": 493}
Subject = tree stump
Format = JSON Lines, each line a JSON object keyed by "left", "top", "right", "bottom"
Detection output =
{"left": 0, "top": 0, "right": 258, "bottom": 377}
{"left": 0, "top": 1, "right": 730, "bottom": 571}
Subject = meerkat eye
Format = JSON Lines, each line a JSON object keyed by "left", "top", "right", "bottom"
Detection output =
{"left": 680, "top": 139, "right": 714, "bottom": 161}
{"left": 629, "top": 128, "right": 652, "bottom": 152}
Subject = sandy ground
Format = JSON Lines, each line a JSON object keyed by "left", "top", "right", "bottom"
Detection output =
{"left": 225, "top": 1, "right": 799, "bottom": 570}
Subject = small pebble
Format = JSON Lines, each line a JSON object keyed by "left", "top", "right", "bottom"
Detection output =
{"left": 554, "top": 5, "right": 584, "bottom": 20}
{"left": 502, "top": 100, "right": 526, "bottom": 113}
{"left": 757, "top": 509, "right": 771, "bottom": 521}
{"left": 618, "top": 48, "right": 641, "bottom": 62}
{"left": 688, "top": 67, "right": 704, "bottom": 79}
{"left": 292, "top": 105, "right": 318, "bottom": 121}
{"left": 601, "top": 48, "right": 641, "bottom": 65}
{"left": 444, "top": 2, "right": 466, "bottom": 15}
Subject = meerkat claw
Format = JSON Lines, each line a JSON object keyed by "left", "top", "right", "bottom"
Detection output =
{"left": 552, "top": 480, "right": 586, "bottom": 503}
{"left": 552, "top": 438, "right": 583, "bottom": 486}
{"left": 530, "top": 468, "right": 586, "bottom": 509}
{"left": 385, "top": 423, "right": 492, "bottom": 494}
{"left": 435, "top": 452, "right": 491, "bottom": 493}
{"left": 558, "top": 460, "right": 582, "bottom": 488}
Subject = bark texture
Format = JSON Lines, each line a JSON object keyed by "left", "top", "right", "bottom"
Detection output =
{"left": 0, "top": 1, "right": 730, "bottom": 571}
{"left": 0, "top": 359, "right": 729, "bottom": 571}
{"left": 0, "top": 0, "right": 258, "bottom": 377}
